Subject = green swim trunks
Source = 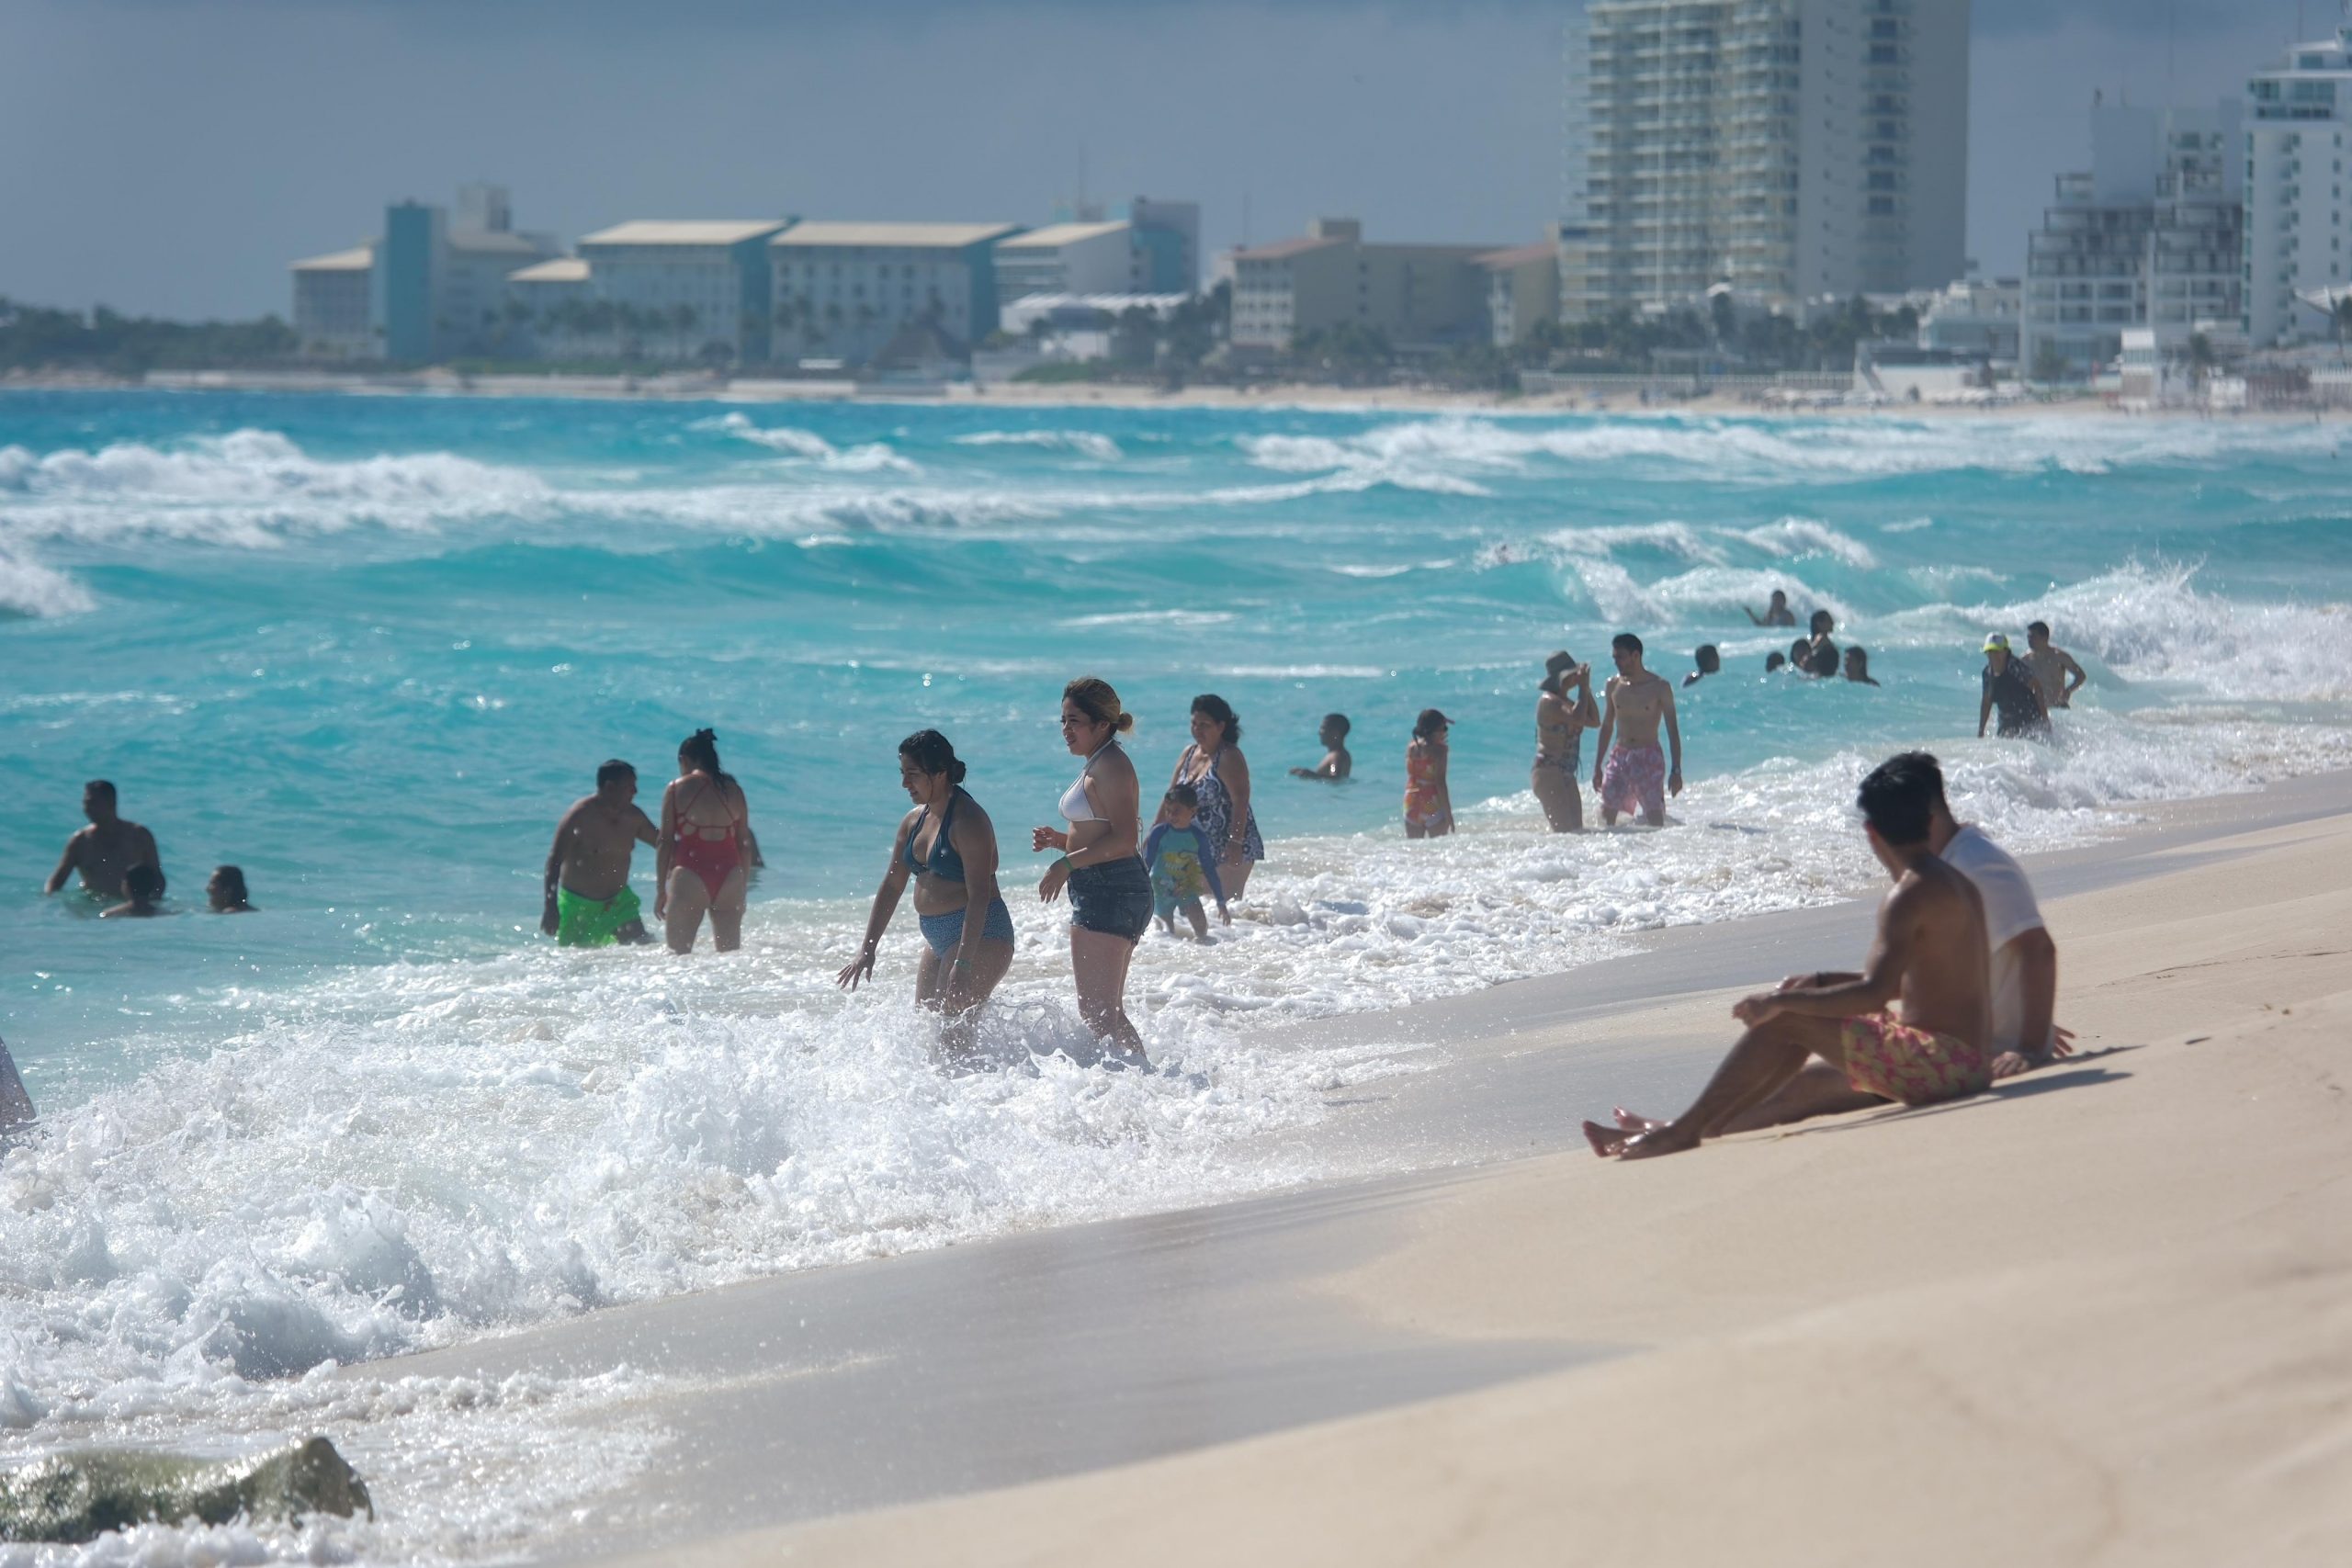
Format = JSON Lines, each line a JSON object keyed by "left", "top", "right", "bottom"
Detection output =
{"left": 556, "top": 885, "right": 642, "bottom": 947}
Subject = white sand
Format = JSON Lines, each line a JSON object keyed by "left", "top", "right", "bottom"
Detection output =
{"left": 623, "top": 810, "right": 2352, "bottom": 1567}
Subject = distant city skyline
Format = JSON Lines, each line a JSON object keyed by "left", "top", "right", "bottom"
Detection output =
{"left": 0, "top": 0, "right": 2324, "bottom": 320}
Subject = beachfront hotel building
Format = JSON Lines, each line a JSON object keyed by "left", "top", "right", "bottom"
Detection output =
{"left": 2020, "top": 100, "right": 2244, "bottom": 378}
{"left": 1476, "top": 243, "right": 1564, "bottom": 347}
{"left": 290, "top": 184, "right": 557, "bottom": 361}
{"left": 994, "top": 222, "right": 1136, "bottom": 303}
{"left": 1228, "top": 220, "right": 1503, "bottom": 355}
{"left": 573, "top": 220, "right": 791, "bottom": 365}
{"left": 766, "top": 222, "right": 1021, "bottom": 367}
{"left": 1562, "top": 0, "right": 1970, "bottom": 321}
{"left": 993, "top": 202, "right": 1200, "bottom": 300}
{"left": 2243, "top": 25, "right": 2352, "bottom": 346}
{"left": 289, "top": 245, "right": 375, "bottom": 359}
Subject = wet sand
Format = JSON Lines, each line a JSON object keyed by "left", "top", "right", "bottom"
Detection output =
{"left": 346, "top": 774, "right": 2352, "bottom": 1564}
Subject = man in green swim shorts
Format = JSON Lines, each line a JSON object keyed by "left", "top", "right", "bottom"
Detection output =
{"left": 542, "top": 760, "right": 661, "bottom": 946}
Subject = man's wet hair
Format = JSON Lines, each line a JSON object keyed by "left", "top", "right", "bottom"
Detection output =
{"left": 124, "top": 863, "right": 164, "bottom": 901}
{"left": 1322, "top": 713, "right": 1351, "bottom": 737}
{"left": 1810, "top": 609, "right": 1835, "bottom": 635}
{"left": 1611, "top": 632, "right": 1643, "bottom": 655}
{"left": 85, "top": 779, "right": 117, "bottom": 803}
{"left": 1766, "top": 651, "right": 1787, "bottom": 671}
{"left": 212, "top": 864, "right": 250, "bottom": 906}
{"left": 2028, "top": 620, "right": 2051, "bottom": 638}
{"left": 1858, "top": 752, "right": 1947, "bottom": 844}
{"left": 1694, "top": 644, "right": 1720, "bottom": 672}
{"left": 596, "top": 759, "right": 636, "bottom": 787}
{"left": 1164, "top": 783, "right": 1200, "bottom": 808}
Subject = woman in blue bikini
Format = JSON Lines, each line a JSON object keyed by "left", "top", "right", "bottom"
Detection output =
{"left": 838, "top": 729, "right": 1018, "bottom": 1057}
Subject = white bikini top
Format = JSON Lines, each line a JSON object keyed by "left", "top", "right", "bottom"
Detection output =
{"left": 1059, "top": 740, "right": 1114, "bottom": 823}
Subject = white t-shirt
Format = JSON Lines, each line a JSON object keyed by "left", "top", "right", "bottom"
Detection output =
{"left": 1939, "top": 825, "right": 2050, "bottom": 1057}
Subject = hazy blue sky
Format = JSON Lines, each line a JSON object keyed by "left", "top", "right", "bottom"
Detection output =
{"left": 0, "top": 0, "right": 2323, "bottom": 319}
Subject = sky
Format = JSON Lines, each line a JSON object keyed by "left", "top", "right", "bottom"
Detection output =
{"left": 0, "top": 0, "right": 2326, "bottom": 321}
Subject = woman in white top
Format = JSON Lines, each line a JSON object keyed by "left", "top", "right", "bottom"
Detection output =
{"left": 1032, "top": 676, "right": 1152, "bottom": 1064}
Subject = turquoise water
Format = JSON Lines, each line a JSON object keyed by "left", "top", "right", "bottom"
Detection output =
{"left": 1, "top": 390, "right": 2347, "bottom": 1556}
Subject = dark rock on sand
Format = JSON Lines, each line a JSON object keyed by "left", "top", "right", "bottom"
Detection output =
{"left": 0, "top": 1436, "right": 372, "bottom": 1543}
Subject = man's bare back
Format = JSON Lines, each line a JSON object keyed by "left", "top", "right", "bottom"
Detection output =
{"left": 1867, "top": 856, "right": 1991, "bottom": 1048}
{"left": 46, "top": 783, "right": 162, "bottom": 901}
{"left": 1584, "top": 755, "right": 1994, "bottom": 1159}
{"left": 551, "top": 795, "right": 658, "bottom": 901}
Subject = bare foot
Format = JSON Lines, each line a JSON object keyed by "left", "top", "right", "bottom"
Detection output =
{"left": 1617, "top": 1122, "right": 1702, "bottom": 1160}
{"left": 1581, "top": 1120, "right": 1631, "bottom": 1158}
{"left": 1612, "top": 1107, "right": 1667, "bottom": 1133}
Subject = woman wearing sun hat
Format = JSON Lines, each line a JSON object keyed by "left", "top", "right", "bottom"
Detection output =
{"left": 1978, "top": 634, "right": 2050, "bottom": 740}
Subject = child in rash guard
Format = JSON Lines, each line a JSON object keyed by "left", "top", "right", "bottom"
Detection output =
{"left": 1144, "top": 784, "right": 1229, "bottom": 939}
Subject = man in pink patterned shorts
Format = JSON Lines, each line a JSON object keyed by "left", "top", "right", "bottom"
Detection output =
{"left": 1590, "top": 633, "right": 1683, "bottom": 827}
{"left": 1585, "top": 753, "right": 1992, "bottom": 1159}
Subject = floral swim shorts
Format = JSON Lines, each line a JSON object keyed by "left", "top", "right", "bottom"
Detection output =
{"left": 1600, "top": 741, "right": 1667, "bottom": 820}
{"left": 1839, "top": 1011, "right": 1991, "bottom": 1107}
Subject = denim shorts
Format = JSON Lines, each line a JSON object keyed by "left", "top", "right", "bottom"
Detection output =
{"left": 918, "top": 897, "right": 1016, "bottom": 956}
{"left": 1068, "top": 857, "right": 1153, "bottom": 943}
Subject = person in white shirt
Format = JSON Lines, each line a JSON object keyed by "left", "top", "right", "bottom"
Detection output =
{"left": 1589, "top": 751, "right": 2073, "bottom": 1149}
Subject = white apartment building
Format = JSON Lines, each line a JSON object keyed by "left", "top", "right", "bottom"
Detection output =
{"left": 505, "top": 256, "right": 600, "bottom": 359}
{"left": 2245, "top": 26, "right": 2352, "bottom": 346}
{"left": 1565, "top": 0, "right": 1969, "bottom": 320}
{"left": 993, "top": 221, "right": 1136, "bottom": 303}
{"left": 574, "top": 220, "right": 791, "bottom": 364}
{"left": 2022, "top": 101, "right": 2242, "bottom": 377}
{"left": 768, "top": 222, "right": 1020, "bottom": 367}
{"left": 289, "top": 245, "right": 375, "bottom": 359}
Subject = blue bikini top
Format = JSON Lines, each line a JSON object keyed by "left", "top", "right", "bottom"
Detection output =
{"left": 904, "top": 788, "right": 970, "bottom": 882}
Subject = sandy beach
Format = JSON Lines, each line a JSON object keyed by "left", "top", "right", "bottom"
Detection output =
{"left": 623, "top": 796, "right": 2352, "bottom": 1566}
{"left": 344, "top": 775, "right": 2352, "bottom": 1565}
{"left": 83, "top": 365, "right": 2352, "bottom": 422}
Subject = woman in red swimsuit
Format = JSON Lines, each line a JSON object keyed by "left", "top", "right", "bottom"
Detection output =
{"left": 656, "top": 728, "right": 755, "bottom": 953}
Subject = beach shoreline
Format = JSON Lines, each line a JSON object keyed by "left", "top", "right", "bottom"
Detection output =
{"left": 328, "top": 769, "right": 2352, "bottom": 1565}
{"left": 11, "top": 365, "right": 2352, "bottom": 421}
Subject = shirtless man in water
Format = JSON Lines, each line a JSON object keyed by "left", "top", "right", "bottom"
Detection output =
{"left": 1585, "top": 754, "right": 1992, "bottom": 1159}
{"left": 44, "top": 780, "right": 164, "bottom": 901}
{"left": 542, "top": 760, "right": 660, "bottom": 946}
{"left": 1590, "top": 633, "right": 1682, "bottom": 827}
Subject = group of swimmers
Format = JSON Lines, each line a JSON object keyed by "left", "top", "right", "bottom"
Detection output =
{"left": 38, "top": 601, "right": 2093, "bottom": 1076}
{"left": 40, "top": 780, "right": 252, "bottom": 919}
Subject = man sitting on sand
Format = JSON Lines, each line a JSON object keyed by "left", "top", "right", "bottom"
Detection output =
{"left": 543, "top": 760, "right": 660, "bottom": 946}
{"left": 1290, "top": 713, "right": 1353, "bottom": 781}
{"left": 44, "top": 780, "right": 164, "bottom": 901}
{"left": 1593, "top": 753, "right": 2072, "bottom": 1150}
{"left": 1586, "top": 754, "right": 1993, "bottom": 1159}
{"left": 101, "top": 863, "right": 165, "bottom": 919}
{"left": 1746, "top": 590, "right": 1797, "bottom": 628}
{"left": 1591, "top": 633, "right": 1682, "bottom": 828}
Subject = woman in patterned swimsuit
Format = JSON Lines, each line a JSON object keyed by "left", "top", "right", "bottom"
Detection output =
{"left": 1532, "top": 650, "right": 1600, "bottom": 833}
{"left": 1161, "top": 694, "right": 1265, "bottom": 901}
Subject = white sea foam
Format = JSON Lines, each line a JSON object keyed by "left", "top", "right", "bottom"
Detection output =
{"left": 700, "top": 412, "right": 917, "bottom": 472}
{"left": 953, "top": 429, "right": 1125, "bottom": 461}
{"left": 0, "top": 431, "right": 552, "bottom": 549}
{"left": 1237, "top": 413, "right": 2345, "bottom": 485}
{"left": 0, "top": 546, "right": 94, "bottom": 617}
{"left": 1736, "top": 517, "right": 1880, "bottom": 569}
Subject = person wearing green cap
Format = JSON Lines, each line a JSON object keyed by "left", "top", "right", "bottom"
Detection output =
{"left": 1978, "top": 634, "right": 2050, "bottom": 740}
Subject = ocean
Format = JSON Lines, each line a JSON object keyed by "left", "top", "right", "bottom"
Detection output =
{"left": 2, "top": 389, "right": 2348, "bottom": 1560}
